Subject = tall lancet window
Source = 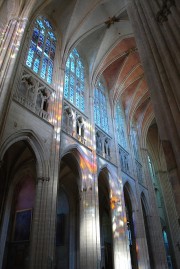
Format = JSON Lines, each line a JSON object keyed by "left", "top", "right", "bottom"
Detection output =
{"left": 64, "top": 48, "right": 85, "bottom": 112}
{"left": 147, "top": 155, "right": 156, "bottom": 184}
{"left": 115, "top": 101, "right": 127, "bottom": 149}
{"left": 131, "top": 126, "right": 140, "bottom": 160}
{"left": 94, "top": 81, "right": 109, "bottom": 133}
{"left": 25, "top": 16, "right": 56, "bottom": 84}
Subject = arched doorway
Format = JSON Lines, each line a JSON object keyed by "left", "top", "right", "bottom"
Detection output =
{"left": 0, "top": 140, "right": 36, "bottom": 269}
{"left": 56, "top": 153, "right": 80, "bottom": 269}
{"left": 123, "top": 185, "right": 138, "bottom": 269}
{"left": 98, "top": 170, "right": 114, "bottom": 269}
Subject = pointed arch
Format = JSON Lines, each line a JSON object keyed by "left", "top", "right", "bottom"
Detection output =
{"left": 123, "top": 181, "right": 138, "bottom": 212}
{"left": 0, "top": 130, "right": 48, "bottom": 178}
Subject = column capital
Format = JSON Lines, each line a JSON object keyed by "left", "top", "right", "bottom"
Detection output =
{"left": 37, "top": 176, "right": 50, "bottom": 182}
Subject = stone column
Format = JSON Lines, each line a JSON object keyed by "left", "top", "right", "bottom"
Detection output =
{"left": 28, "top": 178, "right": 52, "bottom": 269}
{"left": 140, "top": 148, "right": 168, "bottom": 268}
{"left": 0, "top": 0, "right": 37, "bottom": 139}
{"left": 126, "top": 0, "right": 180, "bottom": 178}
{"left": 79, "top": 173, "right": 101, "bottom": 269}
{"left": 157, "top": 170, "right": 180, "bottom": 268}
{"left": 0, "top": 17, "right": 28, "bottom": 133}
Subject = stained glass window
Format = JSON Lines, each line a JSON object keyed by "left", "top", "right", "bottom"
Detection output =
{"left": 131, "top": 126, "right": 140, "bottom": 160}
{"left": 115, "top": 101, "right": 127, "bottom": 149}
{"left": 94, "top": 81, "right": 109, "bottom": 133}
{"left": 64, "top": 49, "right": 85, "bottom": 112}
{"left": 25, "top": 16, "right": 56, "bottom": 84}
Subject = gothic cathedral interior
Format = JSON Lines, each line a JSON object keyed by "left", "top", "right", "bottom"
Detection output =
{"left": 0, "top": 1, "right": 179, "bottom": 269}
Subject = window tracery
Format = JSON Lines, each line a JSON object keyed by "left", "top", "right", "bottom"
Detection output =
{"left": 115, "top": 101, "right": 127, "bottom": 149}
{"left": 25, "top": 16, "right": 56, "bottom": 84}
{"left": 131, "top": 126, "right": 140, "bottom": 160}
{"left": 94, "top": 81, "right": 109, "bottom": 133}
{"left": 64, "top": 49, "right": 85, "bottom": 112}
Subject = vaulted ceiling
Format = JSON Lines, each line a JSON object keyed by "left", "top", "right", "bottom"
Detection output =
{"left": 34, "top": 0, "right": 154, "bottom": 137}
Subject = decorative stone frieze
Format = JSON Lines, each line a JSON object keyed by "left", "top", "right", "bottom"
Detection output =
{"left": 13, "top": 67, "right": 54, "bottom": 122}
{"left": 95, "top": 128, "right": 111, "bottom": 161}
{"left": 118, "top": 145, "right": 130, "bottom": 175}
{"left": 62, "top": 100, "right": 87, "bottom": 145}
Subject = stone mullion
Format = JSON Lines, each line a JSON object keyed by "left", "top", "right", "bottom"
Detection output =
{"left": 157, "top": 171, "right": 180, "bottom": 268}
{"left": 128, "top": 0, "right": 180, "bottom": 173}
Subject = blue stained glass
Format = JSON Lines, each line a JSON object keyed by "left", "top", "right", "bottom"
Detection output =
{"left": 36, "top": 19, "right": 45, "bottom": 30}
{"left": 80, "top": 95, "right": 84, "bottom": 111}
{"left": 32, "top": 28, "right": 39, "bottom": 43}
{"left": 48, "top": 31, "right": 56, "bottom": 41}
{"left": 76, "top": 67, "right": 80, "bottom": 77}
{"left": 70, "top": 86, "right": 74, "bottom": 103}
{"left": 71, "top": 60, "right": 75, "bottom": 73}
{"left": 50, "top": 44, "right": 55, "bottom": 60}
{"left": 36, "top": 48, "right": 42, "bottom": 57}
{"left": 115, "top": 102, "right": 127, "bottom": 148}
{"left": 38, "top": 33, "right": 44, "bottom": 49}
{"left": 45, "top": 38, "right": 51, "bottom": 55}
{"left": 70, "top": 75, "right": 74, "bottom": 86}
{"left": 76, "top": 92, "right": 80, "bottom": 108}
{"left": 40, "top": 57, "right": 48, "bottom": 79}
{"left": 66, "top": 58, "right": 70, "bottom": 69}
{"left": 94, "top": 82, "right": 109, "bottom": 132}
{"left": 64, "top": 48, "right": 85, "bottom": 111}
{"left": 33, "top": 57, "right": 40, "bottom": 73}
{"left": 44, "top": 18, "right": 53, "bottom": 29}
{"left": 26, "top": 42, "right": 36, "bottom": 67}
{"left": 80, "top": 71, "right": 84, "bottom": 81}
{"left": 26, "top": 16, "right": 56, "bottom": 84}
{"left": 94, "top": 106, "right": 96, "bottom": 121}
{"left": 64, "top": 74, "right": 69, "bottom": 98}
{"left": 47, "top": 61, "right": 53, "bottom": 84}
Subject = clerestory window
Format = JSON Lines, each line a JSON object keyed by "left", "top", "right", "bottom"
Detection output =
{"left": 131, "top": 126, "right": 140, "bottom": 160}
{"left": 64, "top": 49, "right": 85, "bottom": 112}
{"left": 115, "top": 101, "right": 128, "bottom": 149}
{"left": 25, "top": 16, "right": 56, "bottom": 84}
{"left": 94, "top": 81, "right": 109, "bottom": 133}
